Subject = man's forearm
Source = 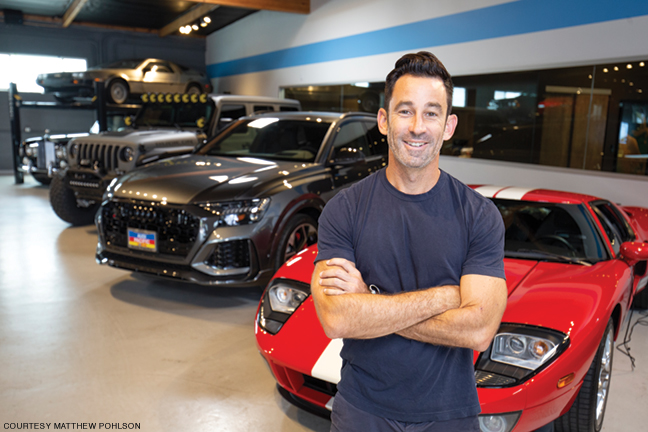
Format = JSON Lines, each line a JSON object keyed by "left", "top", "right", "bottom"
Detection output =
{"left": 313, "top": 279, "right": 460, "bottom": 339}
{"left": 396, "top": 275, "right": 508, "bottom": 351}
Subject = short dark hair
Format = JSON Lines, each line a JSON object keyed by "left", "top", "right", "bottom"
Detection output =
{"left": 384, "top": 51, "right": 454, "bottom": 116}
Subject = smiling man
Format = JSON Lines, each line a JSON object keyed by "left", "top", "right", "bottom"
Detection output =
{"left": 311, "top": 52, "right": 508, "bottom": 432}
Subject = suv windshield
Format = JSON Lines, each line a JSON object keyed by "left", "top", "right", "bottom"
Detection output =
{"left": 135, "top": 102, "right": 215, "bottom": 129}
{"left": 492, "top": 198, "right": 607, "bottom": 263}
{"left": 199, "top": 118, "right": 331, "bottom": 162}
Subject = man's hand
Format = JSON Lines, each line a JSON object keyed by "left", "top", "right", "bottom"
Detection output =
{"left": 318, "top": 258, "right": 369, "bottom": 296}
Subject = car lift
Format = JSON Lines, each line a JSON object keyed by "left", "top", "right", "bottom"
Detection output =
{"left": 8, "top": 81, "right": 141, "bottom": 184}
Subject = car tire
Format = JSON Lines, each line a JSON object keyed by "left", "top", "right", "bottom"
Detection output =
{"left": 186, "top": 83, "right": 202, "bottom": 94}
{"left": 275, "top": 214, "right": 318, "bottom": 269}
{"left": 107, "top": 79, "right": 129, "bottom": 104}
{"left": 632, "top": 286, "right": 648, "bottom": 309}
{"left": 50, "top": 175, "right": 99, "bottom": 226}
{"left": 32, "top": 173, "right": 52, "bottom": 185}
{"left": 554, "top": 319, "right": 614, "bottom": 432}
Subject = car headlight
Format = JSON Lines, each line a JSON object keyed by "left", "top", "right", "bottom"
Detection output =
{"left": 55, "top": 143, "right": 67, "bottom": 160}
{"left": 120, "top": 147, "right": 134, "bottom": 162}
{"left": 474, "top": 324, "right": 569, "bottom": 387}
{"left": 491, "top": 333, "right": 558, "bottom": 370}
{"left": 25, "top": 144, "right": 38, "bottom": 157}
{"left": 478, "top": 412, "right": 521, "bottom": 432}
{"left": 198, "top": 198, "right": 270, "bottom": 227}
{"left": 258, "top": 278, "right": 310, "bottom": 334}
{"left": 69, "top": 143, "right": 78, "bottom": 159}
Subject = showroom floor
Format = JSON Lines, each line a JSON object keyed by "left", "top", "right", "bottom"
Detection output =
{"left": 1, "top": 173, "right": 647, "bottom": 432}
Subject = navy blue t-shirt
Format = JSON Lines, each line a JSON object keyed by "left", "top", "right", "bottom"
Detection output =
{"left": 316, "top": 168, "right": 505, "bottom": 423}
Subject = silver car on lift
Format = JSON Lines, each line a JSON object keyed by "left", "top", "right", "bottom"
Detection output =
{"left": 36, "top": 58, "right": 210, "bottom": 104}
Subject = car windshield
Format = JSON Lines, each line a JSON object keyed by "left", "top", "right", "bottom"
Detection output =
{"left": 492, "top": 198, "right": 607, "bottom": 263}
{"left": 135, "top": 102, "right": 215, "bottom": 129}
{"left": 92, "top": 59, "right": 143, "bottom": 69}
{"left": 198, "top": 118, "right": 331, "bottom": 162}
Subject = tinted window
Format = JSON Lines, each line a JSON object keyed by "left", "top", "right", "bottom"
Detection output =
{"left": 591, "top": 201, "right": 635, "bottom": 242}
{"left": 331, "top": 122, "right": 369, "bottom": 158}
{"left": 493, "top": 198, "right": 607, "bottom": 262}
{"left": 280, "top": 105, "right": 299, "bottom": 112}
{"left": 217, "top": 104, "right": 247, "bottom": 130}
{"left": 363, "top": 121, "right": 388, "bottom": 156}
{"left": 253, "top": 105, "right": 274, "bottom": 113}
{"left": 200, "top": 119, "right": 331, "bottom": 162}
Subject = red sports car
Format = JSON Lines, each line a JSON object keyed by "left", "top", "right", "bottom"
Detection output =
{"left": 255, "top": 185, "right": 648, "bottom": 432}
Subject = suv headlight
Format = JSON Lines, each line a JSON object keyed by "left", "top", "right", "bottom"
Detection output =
{"left": 25, "top": 143, "right": 38, "bottom": 157}
{"left": 258, "top": 278, "right": 310, "bottom": 334}
{"left": 120, "top": 147, "right": 134, "bottom": 162}
{"left": 69, "top": 143, "right": 78, "bottom": 159}
{"left": 198, "top": 198, "right": 270, "bottom": 227}
{"left": 55, "top": 143, "right": 67, "bottom": 160}
{"left": 475, "top": 324, "right": 569, "bottom": 387}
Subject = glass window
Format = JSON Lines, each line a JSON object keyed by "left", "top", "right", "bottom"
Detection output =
{"left": 591, "top": 201, "right": 635, "bottom": 243}
{"left": 0, "top": 53, "right": 87, "bottom": 93}
{"left": 284, "top": 58, "right": 648, "bottom": 177}
{"left": 200, "top": 119, "right": 330, "bottom": 162}
{"left": 217, "top": 104, "right": 247, "bottom": 130}
{"left": 283, "top": 83, "right": 384, "bottom": 114}
{"left": 363, "top": 121, "right": 388, "bottom": 157}
{"left": 493, "top": 199, "right": 607, "bottom": 262}
{"left": 331, "top": 122, "right": 369, "bottom": 159}
{"left": 253, "top": 105, "right": 274, "bottom": 113}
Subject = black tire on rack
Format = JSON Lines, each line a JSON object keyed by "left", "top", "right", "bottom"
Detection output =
{"left": 554, "top": 319, "right": 614, "bottom": 432}
{"left": 49, "top": 175, "right": 99, "bottom": 226}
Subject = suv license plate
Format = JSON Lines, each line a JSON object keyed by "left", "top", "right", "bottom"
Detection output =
{"left": 127, "top": 228, "right": 157, "bottom": 252}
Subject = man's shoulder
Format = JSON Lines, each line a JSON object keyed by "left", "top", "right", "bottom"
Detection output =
{"left": 441, "top": 171, "right": 492, "bottom": 207}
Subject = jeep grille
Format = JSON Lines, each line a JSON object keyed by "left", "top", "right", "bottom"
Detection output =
{"left": 74, "top": 143, "right": 122, "bottom": 171}
{"left": 101, "top": 200, "right": 199, "bottom": 258}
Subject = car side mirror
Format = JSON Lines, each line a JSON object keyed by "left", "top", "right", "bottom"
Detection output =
{"left": 332, "top": 147, "right": 366, "bottom": 166}
{"left": 619, "top": 241, "right": 648, "bottom": 265}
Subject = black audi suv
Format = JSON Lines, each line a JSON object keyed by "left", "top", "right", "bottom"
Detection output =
{"left": 95, "top": 111, "right": 388, "bottom": 288}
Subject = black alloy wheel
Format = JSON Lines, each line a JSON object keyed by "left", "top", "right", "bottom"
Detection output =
{"left": 275, "top": 214, "right": 318, "bottom": 269}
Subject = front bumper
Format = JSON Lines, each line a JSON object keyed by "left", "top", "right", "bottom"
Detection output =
{"left": 95, "top": 199, "right": 277, "bottom": 288}
{"left": 65, "top": 170, "right": 116, "bottom": 201}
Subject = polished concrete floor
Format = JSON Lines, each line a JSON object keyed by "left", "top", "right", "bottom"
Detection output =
{"left": 1, "top": 173, "right": 647, "bottom": 431}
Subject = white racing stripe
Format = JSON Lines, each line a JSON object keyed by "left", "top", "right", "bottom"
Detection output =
{"left": 494, "top": 187, "right": 535, "bottom": 200}
{"left": 473, "top": 185, "right": 508, "bottom": 198}
{"left": 310, "top": 338, "right": 343, "bottom": 385}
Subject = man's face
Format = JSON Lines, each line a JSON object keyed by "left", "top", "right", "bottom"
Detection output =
{"left": 378, "top": 74, "right": 457, "bottom": 170}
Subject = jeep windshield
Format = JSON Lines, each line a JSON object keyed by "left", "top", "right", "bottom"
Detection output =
{"left": 492, "top": 198, "right": 607, "bottom": 264}
{"left": 197, "top": 118, "right": 331, "bottom": 162}
{"left": 134, "top": 101, "right": 215, "bottom": 129}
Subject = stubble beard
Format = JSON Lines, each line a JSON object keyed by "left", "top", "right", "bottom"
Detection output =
{"left": 386, "top": 129, "right": 443, "bottom": 170}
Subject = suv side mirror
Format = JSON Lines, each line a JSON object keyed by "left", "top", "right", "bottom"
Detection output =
{"left": 333, "top": 147, "right": 366, "bottom": 166}
{"left": 620, "top": 241, "right": 648, "bottom": 265}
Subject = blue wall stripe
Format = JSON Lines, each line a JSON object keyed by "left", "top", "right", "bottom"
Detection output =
{"left": 207, "top": 0, "right": 648, "bottom": 79}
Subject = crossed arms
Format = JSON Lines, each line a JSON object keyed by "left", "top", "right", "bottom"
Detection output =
{"left": 311, "top": 258, "right": 508, "bottom": 352}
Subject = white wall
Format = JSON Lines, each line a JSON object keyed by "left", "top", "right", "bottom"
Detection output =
{"left": 205, "top": 0, "right": 648, "bottom": 207}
